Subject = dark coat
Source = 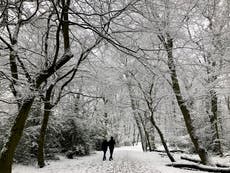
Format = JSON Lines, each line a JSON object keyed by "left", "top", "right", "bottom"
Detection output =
{"left": 102, "top": 140, "right": 108, "bottom": 151}
{"left": 108, "top": 139, "right": 115, "bottom": 149}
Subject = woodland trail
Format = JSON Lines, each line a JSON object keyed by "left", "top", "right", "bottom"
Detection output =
{"left": 13, "top": 146, "right": 205, "bottom": 173}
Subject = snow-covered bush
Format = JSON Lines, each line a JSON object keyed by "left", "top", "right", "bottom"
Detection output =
{"left": 59, "top": 118, "right": 93, "bottom": 156}
{"left": 170, "top": 135, "right": 195, "bottom": 153}
{"left": 14, "top": 127, "right": 40, "bottom": 164}
{"left": 59, "top": 113, "right": 110, "bottom": 154}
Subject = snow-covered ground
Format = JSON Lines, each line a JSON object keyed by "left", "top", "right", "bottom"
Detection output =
{"left": 13, "top": 145, "right": 206, "bottom": 173}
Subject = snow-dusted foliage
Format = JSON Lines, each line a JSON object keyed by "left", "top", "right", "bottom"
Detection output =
{"left": 2, "top": 0, "right": 230, "bottom": 172}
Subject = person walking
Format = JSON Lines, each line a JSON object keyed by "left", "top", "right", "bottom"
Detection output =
{"left": 108, "top": 136, "right": 115, "bottom": 161}
{"left": 101, "top": 139, "right": 108, "bottom": 161}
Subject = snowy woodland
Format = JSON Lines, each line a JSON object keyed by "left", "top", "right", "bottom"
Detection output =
{"left": 1, "top": 0, "right": 230, "bottom": 173}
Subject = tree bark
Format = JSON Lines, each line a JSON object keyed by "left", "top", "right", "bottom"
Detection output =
{"left": 127, "top": 83, "right": 147, "bottom": 151}
{"left": 137, "top": 78, "right": 175, "bottom": 161}
{"left": 132, "top": 123, "right": 136, "bottom": 146}
{"left": 209, "top": 90, "right": 223, "bottom": 156}
{"left": 134, "top": 114, "right": 147, "bottom": 151}
{"left": 139, "top": 114, "right": 152, "bottom": 151}
{"left": 0, "top": 1, "right": 72, "bottom": 172}
{"left": 163, "top": 35, "right": 212, "bottom": 165}
{"left": 149, "top": 115, "right": 175, "bottom": 162}
{"left": 37, "top": 85, "right": 54, "bottom": 168}
{"left": 0, "top": 97, "right": 34, "bottom": 173}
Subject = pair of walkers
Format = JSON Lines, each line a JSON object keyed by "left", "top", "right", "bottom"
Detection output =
{"left": 102, "top": 136, "right": 115, "bottom": 161}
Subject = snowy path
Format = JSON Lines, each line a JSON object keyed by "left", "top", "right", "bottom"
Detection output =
{"left": 13, "top": 146, "right": 205, "bottom": 173}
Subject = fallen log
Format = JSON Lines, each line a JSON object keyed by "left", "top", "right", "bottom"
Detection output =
{"left": 153, "top": 149, "right": 186, "bottom": 153}
{"left": 181, "top": 155, "right": 230, "bottom": 168}
{"left": 167, "top": 162, "right": 230, "bottom": 173}
{"left": 181, "top": 156, "right": 201, "bottom": 163}
{"left": 216, "top": 163, "right": 230, "bottom": 168}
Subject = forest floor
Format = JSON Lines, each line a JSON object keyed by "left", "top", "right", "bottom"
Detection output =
{"left": 12, "top": 145, "right": 208, "bottom": 173}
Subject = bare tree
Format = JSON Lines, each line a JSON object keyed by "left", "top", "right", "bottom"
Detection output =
{"left": 130, "top": 0, "right": 213, "bottom": 165}
{"left": 0, "top": 0, "right": 73, "bottom": 172}
{"left": 37, "top": 36, "right": 102, "bottom": 167}
{"left": 0, "top": 0, "right": 141, "bottom": 172}
{"left": 128, "top": 71, "right": 175, "bottom": 162}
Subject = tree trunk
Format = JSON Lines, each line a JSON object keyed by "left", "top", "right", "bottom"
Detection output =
{"left": 0, "top": 1, "right": 72, "bottom": 172}
{"left": 134, "top": 115, "right": 147, "bottom": 151}
{"left": 164, "top": 35, "right": 212, "bottom": 165}
{"left": 132, "top": 123, "right": 136, "bottom": 146}
{"left": 149, "top": 126, "right": 156, "bottom": 150}
{"left": 37, "top": 105, "right": 51, "bottom": 168}
{"left": 144, "top": 128, "right": 152, "bottom": 151}
{"left": 209, "top": 90, "right": 223, "bottom": 156}
{"left": 136, "top": 133, "right": 140, "bottom": 145}
{"left": 150, "top": 115, "right": 175, "bottom": 162}
{"left": 0, "top": 97, "right": 34, "bottom": 173}
{"left": 37, "top": 85, "right": 54, "bottom": 168}
{"left": 139, "top": 78, "right": 174, "bottom": 161}
{"left": 127, "top": 84, "right": 147, "bottom": 151}
{"left": 205, "top": 58, "right": 222, "bottom": 155}
{"left": 226, "top": 96, "right": 230, "bottom": 115}
{"left": 139, "top": 115, "right": 152, "bottom": 151}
